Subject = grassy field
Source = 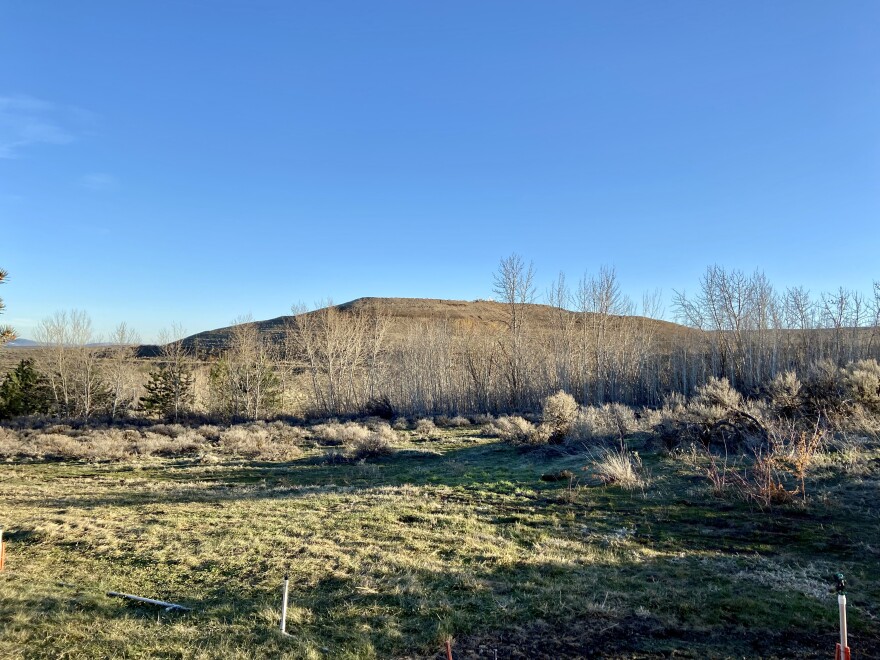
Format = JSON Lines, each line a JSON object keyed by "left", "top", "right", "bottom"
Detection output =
{"left": 1, "top": 425, "right": 879, "bottom": 659}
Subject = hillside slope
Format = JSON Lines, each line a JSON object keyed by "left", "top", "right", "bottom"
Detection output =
{"left": 178, "top": 297, "right": 697, "bottom": 352}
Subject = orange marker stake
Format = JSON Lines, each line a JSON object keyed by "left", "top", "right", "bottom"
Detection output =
{"left": 0, "top": 528, "right": 5, "bottom": 571}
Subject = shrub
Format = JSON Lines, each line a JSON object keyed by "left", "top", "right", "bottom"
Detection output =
{"left": 311, "top": 421, "right": 372, "bottom": 445}
{"left": 844, "top": 359, "right": 880, "bottom": 415}
{"left": 343, "top": 422, "right": 397, "bottom": 460}
{"left": 434, "top": 414, "right": 471, "bottom": 428}
{"left": 415, "top": 418, "right": 440, "bottom": 439}
{"left": 391, "top": 417, "right": 411, "bottom": 431}
{"left": 767, "top": 371, "right": 804, "bottom": 418}
{"left": 692, "top": 377, "right": 742, "bottom": 412}
{"left": 802, "top": 360, "right": 846, "bottom": 414}
{"left": 540, "top": 391, "right": 579, "bottom": 443}
{"left": 363, "top": 395, "right": 394, "bottom": 419}
{"left": 218, "top": 424, "right": 303, "bottom": 460}
{"left": 566, "top": 403, "right": 637, "bottom": 444}
{"left": 487, "top": 415, "right": 539, "bottom": 444}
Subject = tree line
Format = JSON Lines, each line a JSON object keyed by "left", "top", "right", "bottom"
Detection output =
{"left": 1, "top": 258, "right": 879, "bottom": 422}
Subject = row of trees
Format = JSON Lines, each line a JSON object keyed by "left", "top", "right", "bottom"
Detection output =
{"left": 1, "top": 259, "right": 879, "bottom": 422}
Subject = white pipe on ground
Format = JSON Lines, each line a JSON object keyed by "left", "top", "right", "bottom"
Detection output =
{"left": 839, "top": 593, "right": 848, "bottom": 652}
{"left": 281, "top": 575, "right": 290, "bottom": 634}
{"left": 106, "top": 591, "right": 191, "bottom": 611}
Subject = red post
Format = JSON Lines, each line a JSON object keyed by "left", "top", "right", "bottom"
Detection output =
{"left": 445, "top": 639, "right": 453, "bottom": 660}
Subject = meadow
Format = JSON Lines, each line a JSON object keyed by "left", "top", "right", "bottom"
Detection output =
{"left": 1, "top": 418, "right": 878, "bottom": 659}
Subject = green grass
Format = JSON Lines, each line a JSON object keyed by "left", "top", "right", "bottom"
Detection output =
{"left": 1, "top": 428, "right": 879, "bottom": 658}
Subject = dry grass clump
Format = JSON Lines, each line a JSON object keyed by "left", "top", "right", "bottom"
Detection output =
{"left": 587, "top": 447, "right": 646, "bottom": 489}
{"left": 819, "top": 435, "right": 874, "bottom": 475}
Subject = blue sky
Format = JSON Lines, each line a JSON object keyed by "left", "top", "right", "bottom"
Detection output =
{"left": 1, "top": 1, "right": 878, "bottom": 342}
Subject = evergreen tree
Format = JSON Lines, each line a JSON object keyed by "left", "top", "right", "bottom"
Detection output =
{"left": 0, "top": 359, "right": 52, "bottom": 419}
{"left": 140, "top": 363, "right": 194, "bottom": 421}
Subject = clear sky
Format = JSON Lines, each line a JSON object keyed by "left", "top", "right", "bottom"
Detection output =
{"left": 1, "top": 1, "right": 878, "bottom": 342}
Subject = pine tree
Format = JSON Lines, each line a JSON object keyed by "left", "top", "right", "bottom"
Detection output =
{"left": 0, "top": 359, "right": 51, "bottom": 419}
{"left": 140, "top": 363, "right": 194, "bottom": 421}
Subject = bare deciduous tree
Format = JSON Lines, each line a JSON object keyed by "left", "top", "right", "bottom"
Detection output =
{"left": 106, "top": 322, "right": 141, "bottom": 421}
{"left": 35, "top": 310, "right": 108, "bottom": 419}
{"left": 493, "top": 254, "right": 536, "bottom": 409}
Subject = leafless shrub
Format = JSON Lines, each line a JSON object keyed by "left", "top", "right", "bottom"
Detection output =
{"left": 700, "top": 438, "right": 799, "bottom": 510}
{"left": 195, "top": 424, "right": 222, "bottom": 442}
{"left": 266, "top": 420, "right": 311, "bottom": 444}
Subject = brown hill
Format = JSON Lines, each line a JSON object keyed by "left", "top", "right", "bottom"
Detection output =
{"left": 178, "top": 297, "right": 697, "bottom": 353}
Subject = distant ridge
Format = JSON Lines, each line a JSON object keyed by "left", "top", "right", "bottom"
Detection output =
{"left": 177, "top": 297, "right": 695, "bottom": 353}
{"left": 5, "top": 338, "right": 40, "bottom": 347}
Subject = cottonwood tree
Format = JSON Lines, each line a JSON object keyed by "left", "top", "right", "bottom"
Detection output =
{"left": 210, "top": 315, "right": 280, "bottom": 420}
{"left": 35, "top": 310, "right": 109, "bottom": 419}
{"left": 493, "top": 254, "right": 536, "bottom": 410}
{"left": 106, "top": 322, "right": 141, "bottom": 420}
{"left": 0, "top": 268, "right": 15, "bottom": 345}
{"left": 285, "top": 302, "right": 389, "bottom": 416}
{"left": 546, "top": 272, "right": 576, "bottom": 394}
{"left": 576, "top": 266, "right": 633, "bottom": 403}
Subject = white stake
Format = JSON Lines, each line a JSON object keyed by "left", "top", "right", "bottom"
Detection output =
{"left": 280, "top": 575, "right": 290, "bottom": 635}
{"left": 839, "top": 593, "right": 848, "bottom": 652}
